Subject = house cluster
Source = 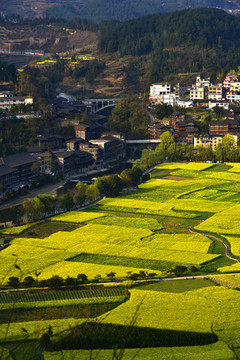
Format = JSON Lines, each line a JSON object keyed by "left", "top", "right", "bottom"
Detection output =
{"left": 149, "top": 110, "right": 240, "bottom": 149}
{"left": 0, "top": 91, "right": 33, "bottom": 111}
{"left": 0, "top": 122, "right": 125, "bottom": 192}
{"left": 149, "top": 74, "right": 240, "bottom": 149}
{"left": 149, "top": 74, "right": 240, "bottom": 110}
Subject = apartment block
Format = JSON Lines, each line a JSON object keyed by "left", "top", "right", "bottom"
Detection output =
{"left": 208, "top": 85, "right": 223, "bottom": 100}
{"left": 149, "top": 83, "right": 172, "bottom": 102}
{"left": 190, "top": 86, "right": 206, "bottom": 100}
{"left": 194, "top": 134, "right": 238, "bottom": 149}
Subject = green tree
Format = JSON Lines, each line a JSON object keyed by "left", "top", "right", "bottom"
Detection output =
{"left": 155, "top": 103, "right": 173, "bottom": 120}
{"left": 106, "top": 271, "right": 116, "bottom": 281}
{"left": 109, "top": 97, "right": 149, "bottom": 139}
{"left": 85, "top": 184, "right": 99, "bottom": 202}
{"left": 95, "top": 175, "right": 122, "bottom": 197}
{"left": 60, "top": 194, "right": 74, "bottom": 211}
{"left": 22, "top": 276, "right": 35, "bottom": 287}
{"left": 37, "top": 194, "right": 56, "bottom": 216}
{"left": 47, "top": 275, "right": 64, "bottom": 287}
{"left": 120, "top": 167, "right": 142, "bottom": 187}
{"left": 77, "top": 273, "right": 88, "bottom": 283}
{"left": 75, "top": 181, "right": 87, "bottom": 206}
{"left": 7, "top": 276, "right": 20, "bottom": 288}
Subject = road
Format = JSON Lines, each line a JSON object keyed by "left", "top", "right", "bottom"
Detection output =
{"left": 0, "top": 180, "right": 66, "bottom": 210}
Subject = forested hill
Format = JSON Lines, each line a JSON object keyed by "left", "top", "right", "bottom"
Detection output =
{"left": 98, "top": 8, "right": 240, "bottom": 81}
{"left": 1, "top": 0, "right": 240, "bottom": 22}
{"left": 47, "top": 0, "right": 240, "bottom": 21}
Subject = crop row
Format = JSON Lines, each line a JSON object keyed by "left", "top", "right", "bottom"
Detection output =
{"left": 0, "top": 296, "right": 125, "bottom": 311}
{"left": 0, "top": 287, "right": 124, "bottom": 304}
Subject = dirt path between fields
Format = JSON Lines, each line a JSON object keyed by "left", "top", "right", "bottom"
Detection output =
{"left": 190, "top": 226, "right": 239, "bottom": 263}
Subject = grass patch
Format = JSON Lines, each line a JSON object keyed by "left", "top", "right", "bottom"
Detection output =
{"left": 0, "top": 302, "right": 121, "bottom": 324}
{"left": 200, "top": 256, "right": 236, "bottom": 273}
{"left": 5, "top": 342, "right": 38, "bottom": 360}
{"left": 136, "top": 279, "right": 215, "bottom": 293}
{"left": 150, "top": 169, "right": 173, "bottom": 178}
{"left": 20, "top": 222, "right": 80, "bottom": 238}
{"left": 203, "top": 164, "right": 232, "bottom": 172}
{"left": 68, "top": 253, "right": 177, "bottom": 272}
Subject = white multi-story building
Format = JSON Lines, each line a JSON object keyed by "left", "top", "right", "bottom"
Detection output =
{"left": 149, "top": 83, "right": 172, "bottom": 102}
{"left": 226, "top": 93, "right": 240, "bottom": 103}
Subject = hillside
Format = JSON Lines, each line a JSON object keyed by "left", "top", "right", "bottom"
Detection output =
{"left": 1, "top": 8, "right": 240, "bottom": 95}
{"left": 0, "top": 24, "right": 97, "bottom": 54}
{"left": 98, "top": 8, "right": 240, "bottom": 81}
{"left": 0, "top": 0, "right": 240, "bottom": 21}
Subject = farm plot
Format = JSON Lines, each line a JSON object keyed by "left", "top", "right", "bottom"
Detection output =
{"left": 90, "top": 215, "right": 163, "bottom": 230}
{"left": 43, "top": 342, "right": 235, "bottom": 360}
{"left": 210, "top": 274, "right": 240, "bottom": 288}
{"left": 226, "top": 162, "right": 240, "bottom": 173}
{"left": 43, "top": 285, "right": 240, "bottom": 360}
{"left": 179, "top": 188, "right": 240, "bottom": 202}
{"left": 0, "top": 247, "right": 74, "bottom": 284}
{"left": 154, "top": 162, "right": 215, "bottom": 171}
{"left": 93, "top": 198, "right": 200, "bottom": 218}
{"left": 0, "top": 318, "right": 86, "bottom": 342}
{"left": 66, "top": 232, "right": 217, "bottom": 269}
{"left": 195, "top": 204, "right": 240, "bottom": 236}
{"left": 0, "top": 223, "right": 33, "bottom": 236}
{"left": 0, "top": 287, "right": 124, "bottom": 304}
{"left": 50, "top": 211, "right": 106, "bottom": 223}
{"left": 223, "top": 235, "right": 240, "bottom": 257}
{"left": 34, "top": 261, "right": 159, "bottom": 282}
{"left": 100, "top": 286, "right": 240, "bottom": 353}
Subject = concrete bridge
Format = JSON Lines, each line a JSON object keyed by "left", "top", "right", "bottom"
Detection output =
{"left": 82, "top": 98, "right": 120, "bottom": 113}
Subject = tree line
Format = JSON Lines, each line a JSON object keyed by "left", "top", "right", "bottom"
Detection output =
{"left": 0, "top": 167, "right": 146, "bottom": 225}
{"left": 134, "top": 131, "right": 240, "bottom": 171}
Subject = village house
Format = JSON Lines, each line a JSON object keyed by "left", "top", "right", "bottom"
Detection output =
{"left": 66, "top": 138, "right": 83, "bottom": 151}
{"left": 37, "top": 135, "right": 64, "bottom": 151}
{"left": 223, "top": 75, "right": 239, "bottom": 90}
{"left": 79, "top": 142, "right": 104, "bottom": 162}
{"left": 194, "top": 134, "right": 238, "bottom": 149}
{"left": 208, "top": 100, "right": 229, "bottom": 110}
{"left": 74, "top": 123, "right": 102, "bottom": 140}
{"left": 209, "top": 120, "right": 240, "bottom": 136}
{"left": 208, "top": 85, "right": 223, "bottom": 100}
{"left": 148, "top": 122, "right": 171, "bottom": 139}
{"left": 190, "top": 86, "right": 206, "bottom": 100}
{"left": 0, "top": 96, "right": 33, "bottom": 111}
{"left": 0, "top": 153, "right": 37, "bottom": 191}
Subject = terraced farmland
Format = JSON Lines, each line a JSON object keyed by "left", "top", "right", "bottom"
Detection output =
{"left": 1, "top": 162, "right": 240, "bottom": 359}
